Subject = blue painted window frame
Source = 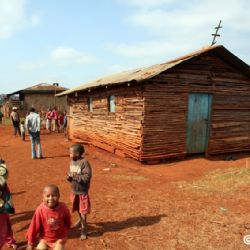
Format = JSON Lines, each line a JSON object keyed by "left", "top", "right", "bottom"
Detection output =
{"left": 108, "top": 95, "right": 115, "bottom": 112}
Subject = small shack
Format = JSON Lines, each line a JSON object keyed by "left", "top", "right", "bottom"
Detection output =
{"left": 57, "top": 45, "right": 250, "bottom": 162}
{"left": 4, "top": 83, "right": 68, "bottom": 117}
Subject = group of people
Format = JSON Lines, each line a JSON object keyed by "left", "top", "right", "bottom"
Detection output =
{"left": 0, "top": 143, "right": 92, "bottom": 250}
{"left": 8, "top": 107, "right": 68, "bottom": 160}
{"left": 10, "top": 107, "right": 68, "bottom": 138}
{"left": 45, "top": 108, "right": 67, "bottom": 135}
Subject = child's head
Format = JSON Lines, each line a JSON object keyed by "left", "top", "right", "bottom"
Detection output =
{"left": 70, "top": 143, "right": 85, "bottom": 161}
{"left": 43, "top": 184, "right": 60, "bottom": 209}
{"left": 30, "top": 107, "right": 35, "bottom": 113}
{"left": 21, "top": 120, "right": 25, "bottom": 125}
{"left": 0, "top": 159, "right": 8, "bottom": 188}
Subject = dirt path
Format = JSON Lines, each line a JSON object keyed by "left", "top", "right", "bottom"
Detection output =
{"left": 1, "top": 125, "right": 250, "bottom": 250}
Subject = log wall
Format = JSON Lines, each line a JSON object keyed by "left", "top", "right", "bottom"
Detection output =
{"left": 68, "top": 52, "right": 250, "bottom": 161}
{"left": 68, "top": 85, "right": 144, "bottom": 160}
{"left": 141, "top": 52, "right": 250, "bottom": 160}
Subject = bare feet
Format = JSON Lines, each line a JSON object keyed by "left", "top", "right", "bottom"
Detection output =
{"left": 11, "top": 243, "right": 18, "bottom": 249}
{"left": 80, "top": 234, "right": 87, "bottom": 240}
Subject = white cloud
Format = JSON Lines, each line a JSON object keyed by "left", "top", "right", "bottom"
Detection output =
{"left": 0, "top": 0, "right": 41, "bottom": 39}
{"left": 109, "top": 40, "right": 194, "bottom": 58}
{"left": 50, "top": 46, "right": 97, "bottom": 65}
{"left": 31, "top": 14, "right": 40, "bottom": 27}
{"left": 19, "top": 46, "right": 98, "bottom": 71}
{"left": 0, "top": 0, "right": 27, "bottom": 38}
{"left": 128, "top": 1, "right": 250, "bottom": 34}
{"left": 119, "top": 0, "right": 177, "bottom": 7}
{"left": 111, "top": 0, "right": 250, "bottom": 64}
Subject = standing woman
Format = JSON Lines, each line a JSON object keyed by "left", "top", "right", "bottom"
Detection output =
{"left": 10, "top": 107, "right": 20, "bottom": 136}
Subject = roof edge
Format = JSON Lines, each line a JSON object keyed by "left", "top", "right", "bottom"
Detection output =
{"left": 57, "top": 45, "right": 250, "bottom": 96}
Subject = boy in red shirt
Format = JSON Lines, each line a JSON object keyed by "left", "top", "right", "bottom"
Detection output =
{"left": 26, "top": 185, "right": 71, "bottom": 250}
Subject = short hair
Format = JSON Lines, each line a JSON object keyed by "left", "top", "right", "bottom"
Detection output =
{"left": 43, "top": 184, "right": 60, "bottom": 195}
{"left": 70, "top": 143, "right": 85, "bottom": 156}
{"left": 30, "top": 107, "right": 35, "bottom": 112}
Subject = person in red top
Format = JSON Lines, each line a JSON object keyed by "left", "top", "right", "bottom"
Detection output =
{"left": 58, "top": 112, "right": 64, "bottom": 133}
{"left": 0, "top": 160, "right": 18, "bottom": 250}
{"left": 26, "top": 184, "right": 71, "bottom": 250}
{"left": 50, "top": 108, "right": 59, "bottom": 132}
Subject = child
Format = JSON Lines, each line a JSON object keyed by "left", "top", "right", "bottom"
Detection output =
{"left": 10, "top": 107, "right": 21, "bottom": 136}
{"left": 26, "top": 185, "right": 71, "bottom": 250}
{"left": 20, "top": 120, "right": 26, "bottom": 141}
{"left": 45, "top": 109, "right": 52, "bottom": 133}
{"left": 0, "top": 160, "right": 17, "bottom": 250}
{"left": 67, "top": 144, "right": 92, "bottom": 240}
{"left": 63, "top": 112, "right": 67, "bottom": 137}
{"left": 58, "top": 112, "right": 64, "bottom": 133}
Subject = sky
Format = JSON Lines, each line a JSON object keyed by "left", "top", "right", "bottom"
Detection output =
{"left": 0, "top": 0, "right": 249, "bottom": 94}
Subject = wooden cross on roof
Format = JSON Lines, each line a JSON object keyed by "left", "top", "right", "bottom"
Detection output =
{"left": 211, "top": 20, "right": 222, "bottom": 45}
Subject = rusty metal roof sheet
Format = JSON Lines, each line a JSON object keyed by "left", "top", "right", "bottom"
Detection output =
{"left": 57, "top": 45, "right": 250, "bottom": 96}
{"left": 8, "top": 83, "right": 68, "bottom": 96}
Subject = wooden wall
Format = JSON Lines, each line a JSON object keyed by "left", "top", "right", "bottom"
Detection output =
{"left": 24, "top": 94, "right": 67, "bottom": 113}
{"left": 67, "top": 52, "right": 249, "bottom": 162}
{"left": 141, "top": 52, "right": 250, "bottom": 160}
{"left": 68, "top": 85, "right": 144, "bottom": 160}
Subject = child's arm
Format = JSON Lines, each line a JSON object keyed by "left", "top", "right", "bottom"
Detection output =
{"left": 10, "top": 113, "right": 14, "bottom": 123}
{"left": 26, "top": 208, "right": 42, "bottom": 247}
{"left": 72, "top": 160, "right": 92, "bottom": 184}
{"left": 66, "top": 170, "right": 73, "bottom": 182}
{"left": 63, "top": 205, "right": 71, "bottom": 229}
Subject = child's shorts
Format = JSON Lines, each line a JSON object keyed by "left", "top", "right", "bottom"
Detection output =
{"left": 70, "top": 193, "right": 91, "bottom": 215}
{"left": 37, "top": 239, "right": 66, "bottom": 250}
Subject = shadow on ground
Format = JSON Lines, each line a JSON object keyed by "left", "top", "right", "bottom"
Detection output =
{"left": 10, "top": 210, "right": 34, "bottom": 232}
{"left": 69, "top": 214, "right": 167, "bottom": 239}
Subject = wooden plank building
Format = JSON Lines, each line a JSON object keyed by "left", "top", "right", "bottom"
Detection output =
{"left": 5, "top": 83, "right": 68, "bottom": 117}
{"left": 57, "top": 45, "right": 250, "bottom": 162}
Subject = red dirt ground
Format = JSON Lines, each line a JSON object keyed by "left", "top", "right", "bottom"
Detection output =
{"left": 1, "top": 125, "right": 250, "bottom": 250}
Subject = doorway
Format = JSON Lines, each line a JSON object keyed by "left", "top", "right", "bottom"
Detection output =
{"left": 186, "top": 93, "right": 212, "bottom": 154}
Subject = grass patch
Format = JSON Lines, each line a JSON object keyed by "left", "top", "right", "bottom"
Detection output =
{"left": 1, "top": 117, "right": 12, "bottom": 125}
{"left": 1, "top": 117, "right": 26, "bottom": 126}
{"left": 176, "top": 166, "right": 250, "bottom": 194}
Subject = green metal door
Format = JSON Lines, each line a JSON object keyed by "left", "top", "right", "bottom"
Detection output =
{"left": 186, "top": 93, "right": 212, "bottom": 154}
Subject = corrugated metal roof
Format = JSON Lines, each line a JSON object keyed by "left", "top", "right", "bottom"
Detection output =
{"left": 56, "top": 45, "right": 250, "bottom": 96}
{"left": 24, "top": 83, "right": 67, "bottom": 91}
{"left": 8, "top": 83, "right": 68, "bottom": 96}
